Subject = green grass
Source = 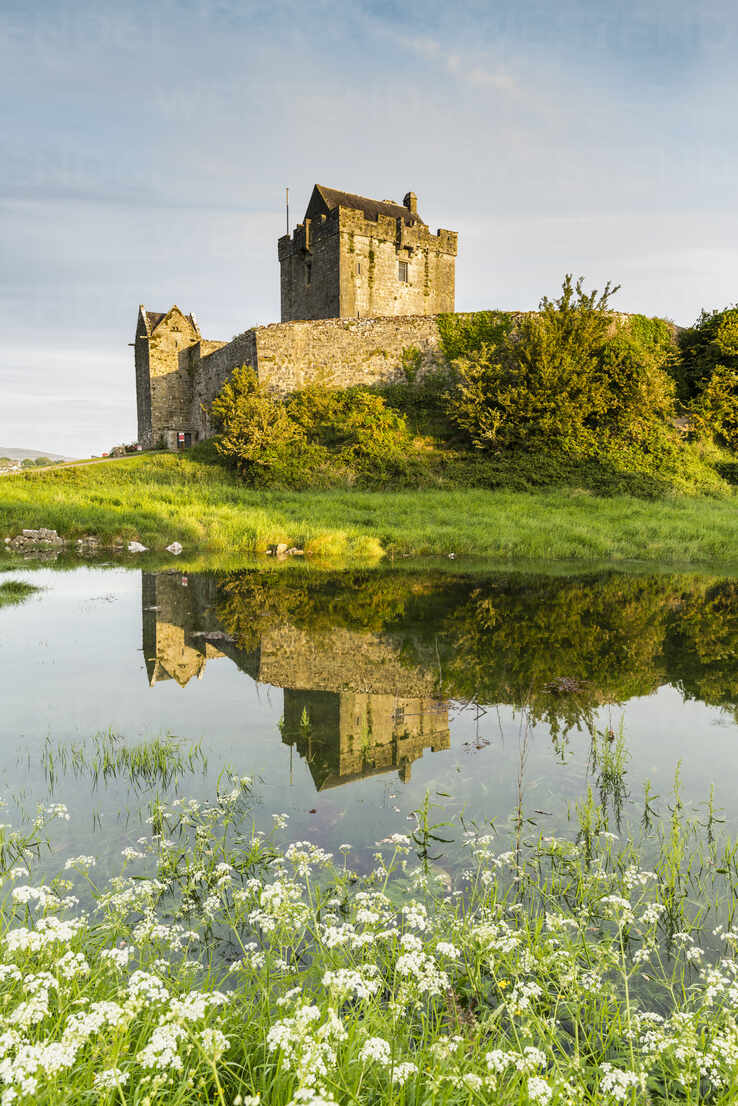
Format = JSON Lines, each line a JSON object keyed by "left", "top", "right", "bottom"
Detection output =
{"left": 0, "top": 579, "right": 39, "bottom": 607}
{"left": 1, "top": 452, "right": 738, "bottom": 564}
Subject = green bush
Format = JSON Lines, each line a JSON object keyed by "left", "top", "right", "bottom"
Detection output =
{"left": 437, "top": 309, "right": 516, "bottom": 361}
{"left": 445, "top": 276, "right": 722, "bottom": 494}
{"left": 211, "top": 365, "right": 312, "bottom": 484}
{"left": 286, "top": 384, "right": 412, "bottom": 473}
{"left": 678, "top": 305, "right": 738, "bottom": 401}
{"left": 677, "top": 307, "right": 738, "bottom": 450}
{"left": 690, "top": 362, "right": 738, "bottom": 450}
{"left": 211, "top": 367, "right": 415, "bottom": 488}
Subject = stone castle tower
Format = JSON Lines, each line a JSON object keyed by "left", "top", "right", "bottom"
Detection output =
{"left": 278, "top": 185, "right": 457, "bottom": 321}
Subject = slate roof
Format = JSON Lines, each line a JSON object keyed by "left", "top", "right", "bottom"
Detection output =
{"left": 144, "top": 311, "right": 166, "bottom": 332}
{"left": 140, "top": 307, "right": 199, "bottom": 336}
{"left": 305, "top": 185, "right": 423, "bottom": 226}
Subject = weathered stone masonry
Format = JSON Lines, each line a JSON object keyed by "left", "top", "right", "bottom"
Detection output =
{"left": 135, "top": 185, "right": 459, "bottom": 449}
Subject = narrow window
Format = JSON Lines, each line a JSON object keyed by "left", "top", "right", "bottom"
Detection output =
{"left": 398, "top": 260, "right": 409, "bottom": 283}
{"left": 357, "top": 261, "right": 362, "bottom": 275}
{"left": 306, "top": 261, "right": 312, "bottom": 286}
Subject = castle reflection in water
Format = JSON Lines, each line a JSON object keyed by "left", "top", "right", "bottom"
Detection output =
{"left": 142, "top": 573, "right": 449, "bottom": 790}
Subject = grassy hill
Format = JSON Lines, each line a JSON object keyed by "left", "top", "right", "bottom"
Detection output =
{"left": 1, "top": 451, "right": 738, "bottom": 565}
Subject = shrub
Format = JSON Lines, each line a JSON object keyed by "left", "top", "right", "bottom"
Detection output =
{"left": 678, "top": 307, "right": 738, "bottom": 450}
{"left": 678, "top": 305, "right": 738, "bottom": 400}
{"left": 445, "top": 276, "right": 722, "bottom": 493}
{"left": 211, "top": 365, "right": 304, "bottom": 480}
{"left": 437, "top": 309, "right": 516, "bottom": 361}
{"left": 286, "top": 384, "right": 412, "bottom": 474}
{"left": 211, "top": 368, "right": 415, "bottom": 488}
{"left": 690, "top": 362, "right": 738, "bottom": 450}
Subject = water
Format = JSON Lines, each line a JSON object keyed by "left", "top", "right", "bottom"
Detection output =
{"left": 1, "top": 563, "right": 737, "bottom": 874}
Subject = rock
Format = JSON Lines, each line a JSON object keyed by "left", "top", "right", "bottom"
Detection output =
{"left": 166, "top": 542, "right": 183, "bottom": 555}
{"left": 127, "top": 541, "right": 148, "bottom": 553}
{"left": 76, "top": 535, "right": 100, "bottom": 556}
{"left": 191, "top": 630, "right": 233, "bottom": 642}
{"left": 287, "top": 547, "right": 305, "bottom": 556}
{"left": 274, "top": 543, "right": 289, "bottom": 556}
{"left": 16, "top": 528, "right": 62, "bottom": 546}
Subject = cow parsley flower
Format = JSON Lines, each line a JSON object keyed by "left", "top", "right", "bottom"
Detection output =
{"left": 527, "top": 1075, "right": 552, "bottom": 1104}
{"left": 358, "top": 1037, "right": 391, "bottom": 1065}
{"left": 64, "top": 856, "right": 95, "bottom": 871}
{"left": 599, "top": 1064, "right": 643, "bottom": 1101}
{"left": 322, "top": 966, "right": 380, "bottom": 1002}
{"left": 93, "top": 1068, "right": 128, "bottom": 1090}
{"left": 200, "top": 1028, "right": 228, "bottom": 1057}
{"left": 391, "top": 1061, "right": 418, "bottom": 1085}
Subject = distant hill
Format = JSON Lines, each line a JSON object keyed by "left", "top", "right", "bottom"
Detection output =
{"left": 0, "top": 447, "right": 77, "bottom": 462}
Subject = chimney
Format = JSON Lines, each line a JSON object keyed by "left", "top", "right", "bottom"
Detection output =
{"left": 403, "top": 191, "right": 417, "bottom": 216}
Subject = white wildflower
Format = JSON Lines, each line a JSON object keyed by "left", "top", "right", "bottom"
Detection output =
{"left": 600, "top": 1064, "right": 643, "bottom": 1101}
{"left": 200, "top": 1028, "right": 228, "bottom": 1057}
{"left": 93, "top": 1068, "right": 129, "bottom": 1090}
{"left": 64, "top": 855, "right": 95, "bottom": 870}
{"left": 527, "top": 1075, "right": 552, "bottom": 1105}
{"left": 359, "top": 1036, "right": 392, "bottom": 1065}
{"left": 392, "top": 1061, "right": 418, "bottom": 1085}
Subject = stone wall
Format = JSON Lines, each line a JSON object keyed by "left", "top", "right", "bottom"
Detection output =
{"left": 252, "top": 313, "right": 447, "bottom": 394}
{"left": 278, "top": 217, "right": 340, "bottom": 322}
{"left": 186, "top": 313, "right": 451, "bottom": 438}
{"left": 134, "top": 318, "right": 153, "bottom": 448}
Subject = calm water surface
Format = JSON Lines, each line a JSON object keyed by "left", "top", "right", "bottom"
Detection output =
{"left": 1, "top": 563, "right": 737, "bottom": 873}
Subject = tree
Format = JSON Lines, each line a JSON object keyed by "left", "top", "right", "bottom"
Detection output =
{"left": 679, "top": 306, "right": 738, "bottom": 400}
{"left": 447, "top": 275, "right": 677, "bottom": 459}
{"left": 679, "top": 307, "right": 738, "bottom": 450}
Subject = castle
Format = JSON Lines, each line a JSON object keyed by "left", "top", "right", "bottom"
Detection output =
{"left": 135, "top": 184, "right": 458, "bottom": 450}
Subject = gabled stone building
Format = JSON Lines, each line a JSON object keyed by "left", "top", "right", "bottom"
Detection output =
{"left": 134, "top": 185, "right": 458, "bottom": 450}
{"left": 134, "top": 305, "right": 225, "bottom": 450}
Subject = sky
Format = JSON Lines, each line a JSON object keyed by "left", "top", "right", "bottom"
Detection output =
{"left": 2, "top": 0, "right": 738, "bottom": 456}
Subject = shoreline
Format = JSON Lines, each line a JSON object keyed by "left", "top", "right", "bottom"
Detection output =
{"left": 1, "top": 452, "right": 738, "bottom": 567}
